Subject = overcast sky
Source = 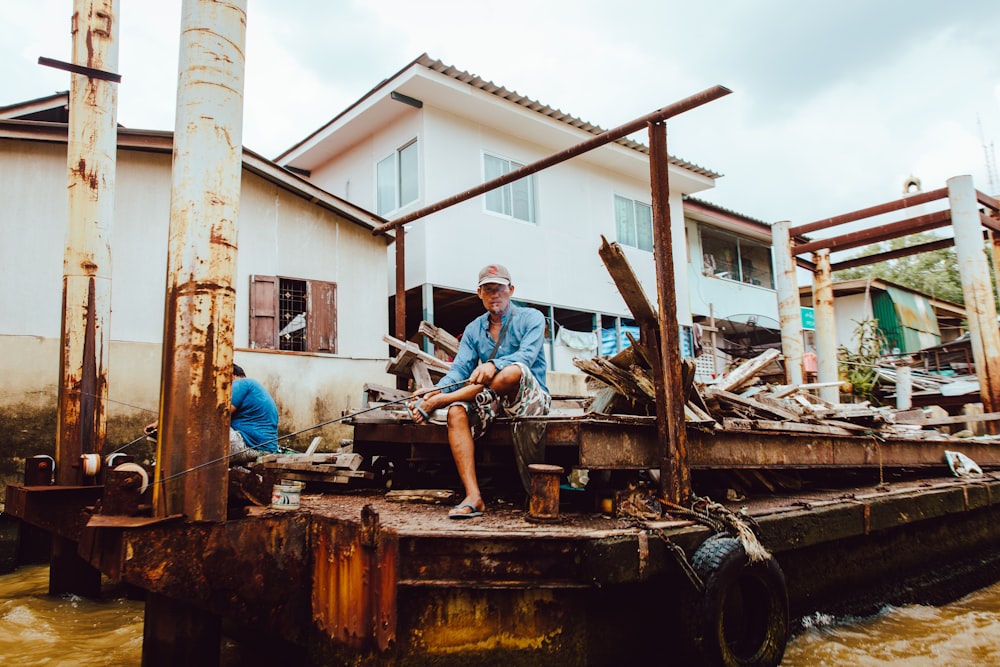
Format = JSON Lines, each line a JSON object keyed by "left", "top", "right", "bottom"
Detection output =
{"left": 5, "top": 0, "right": 999, "bottom": 228}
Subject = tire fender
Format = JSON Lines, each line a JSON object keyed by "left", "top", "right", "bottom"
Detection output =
{"left": 687, "top": 535, "right": 789, "bottom": 667}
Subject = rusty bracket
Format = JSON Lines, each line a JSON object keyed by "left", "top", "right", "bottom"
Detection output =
{"left": 38, "top": 56, "right": 122, "bottom": 82}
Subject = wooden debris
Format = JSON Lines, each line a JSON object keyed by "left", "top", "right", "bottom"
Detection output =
{"left": 705, "top": 348, "right": 780, "bottom": 396}
{"left": 384, "top": 334, "right": 451, "bottom": 388}
{"left": 416, "top": 321, "right": 460, "bottom": 358}
{"left": 386, "top": 489, "right": 457, "bottom": 504}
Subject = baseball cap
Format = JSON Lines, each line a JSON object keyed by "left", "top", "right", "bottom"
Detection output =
{"left": 478, "top": 264, "right": 512, "bottom": 287}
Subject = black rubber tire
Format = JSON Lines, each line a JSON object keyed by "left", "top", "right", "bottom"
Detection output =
{"left": 687, "top": 535, "right": 789, "bottom": 667}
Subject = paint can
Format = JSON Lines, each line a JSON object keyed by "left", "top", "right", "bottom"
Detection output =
{"left": 270, "top": 481, "right": 302, "bottom": 510}
{"left": 527, "top": 463, "right": 564, "bottom": 523}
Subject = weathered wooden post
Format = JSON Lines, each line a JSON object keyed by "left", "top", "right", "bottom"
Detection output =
{"left": 772, "top": 220, "right": 805, "bottom": 385}
{"left": 52, "top": 0, "right": 119, "bottom": 598}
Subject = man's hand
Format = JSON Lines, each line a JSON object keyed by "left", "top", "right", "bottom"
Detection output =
{"left": 143, "top": 421, "right": 158, "bottom": 436}
{"left": 408, "top": 389, "right": 442, "bottom": 424}
{"left": 469, "top": 361, "right": 497, "bottom": 386}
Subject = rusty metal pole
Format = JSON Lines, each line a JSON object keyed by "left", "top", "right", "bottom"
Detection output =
{"left": 51, "top": 0, "right": 119, "bottom": 599}
{"left": 153, "top": 0, "right": 247, "bottom": 522}
{"left": 56, "top": 0, "right": 119, "bottom": 487}
{"left": 772, "top": 220, "right": 805, "bottom": 385}
{"left": 948, "top": 175, "right": 1000, "bottom": 422}
{"left": 812, "top": 249, "right": 839, "bottom": 403}
{"left": 648, "top": 121, "right": 690, "bottom": 505}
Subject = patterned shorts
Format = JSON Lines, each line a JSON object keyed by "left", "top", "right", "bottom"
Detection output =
{"left": 459, "top": 362, "right": 551, "bottom": 440}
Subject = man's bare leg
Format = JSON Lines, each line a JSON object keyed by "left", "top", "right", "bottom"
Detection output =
{"left": 489, "top": 364, "right": 522, "bottom": 401}
{"left": 447, "top": 405, "right": 485, "bottom": 515}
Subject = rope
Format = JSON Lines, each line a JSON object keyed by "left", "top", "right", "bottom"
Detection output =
{"left": 662, "top": 495, "right": 771, "bottom": 563}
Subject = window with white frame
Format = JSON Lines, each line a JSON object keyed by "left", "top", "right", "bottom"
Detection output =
{"left": 376, "top": 139, "right": 418, "bottom": 215}
{"left": 700, "top": 226, "right": 774, "bottom": 289}
{"left": 614, "top": 195, "right": 653, "bottom": 251}
{"left": 484, "top": 153, "right": 535, "bottom": 223}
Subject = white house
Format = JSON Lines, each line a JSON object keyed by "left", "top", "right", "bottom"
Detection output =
{"left": 276, "top": 55, "right": 779, "bottom": 382}
{"left": 0, "top": 93, "right": 394, "bottom": 491}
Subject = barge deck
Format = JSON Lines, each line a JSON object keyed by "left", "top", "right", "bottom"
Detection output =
{"left": 5, "top": 416, "right": 1000, "bottom": 665}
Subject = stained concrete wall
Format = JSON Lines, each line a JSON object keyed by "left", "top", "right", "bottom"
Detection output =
{"left": 0, "top": 135, "right": 392, "bottom": 498}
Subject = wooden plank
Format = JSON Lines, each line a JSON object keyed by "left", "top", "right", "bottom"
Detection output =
{"left": 597, "top": 237, "right": 658, "bottom": 330}
{"left": 706, "top": 348, "right": 781, "bottom": 395}
{"left": 712, "top": 390, "right": 800, "bottom": 421}
{"left": 722, "top": 418, "right": 855, "bottom": 437}
{"left": 895, "top": 410, "right": 1000, "bottom": 426}
{"left": 362, "top": 383, "right": 411, "bottom": 405}
{"left": 386, "top": 489, "right": 456, "bottom": 503}
{"left": 416, "top": 321, "right": 460, "bottom": 358}
{"left": 383, "top": 335, "right": 451, "bottom": 370}
{"left": 263, "top": 462, "right": 371, "bottom": 476}
{"left": 260, "top": 452, "right": 363, "bottom": 470}
{"left": 410, "top": 359, "right": 433, "bottom": 389}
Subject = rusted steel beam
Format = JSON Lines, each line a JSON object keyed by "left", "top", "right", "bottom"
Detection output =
{"left": 981, "top": 210, "right": 1000, "bottom": 234}
{"left": 829, "top": 235, "right": 960, "bottom": 272}
{"left": 312, "top": 506, "right": 398, "bottom": 652}
{"left": 792, "top": 208, "right": 951, "bottom": 257}
{"left": 949, "top": 175, "right": 1000, "bottom": 421}
{"left": 789, "top": 187, "right": 948, "bottom": 237}
{"left": 978, "top": 189, "right": 1000, "bottom": 213}
{"left": 3, "top": 485, "right": 103, "bottom": 541}
{"left": 648, "top": 120, "right": 690, "bottom": 504}
{"left": 57, "top": 0, "right": 120, "bottom": 486}
{"left": 153, "top": 0, "right": 247, "bottom": 522}
{"left": 374, "top": 85, "right": 732, "bottom": 235}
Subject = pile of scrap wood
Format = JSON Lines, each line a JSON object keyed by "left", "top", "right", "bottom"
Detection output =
{"left": 383, "top": 321, "right": 457, "bottom": 389}
{"left": 258, "top": 446, "right": 373, "bottom": 485}
{"left": 573, "top": 347, "right": 948, "bottom": 440}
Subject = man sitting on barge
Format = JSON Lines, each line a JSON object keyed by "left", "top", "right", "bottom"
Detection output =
{"left": 408, "top": 264, "right": 551, "bottom": 519}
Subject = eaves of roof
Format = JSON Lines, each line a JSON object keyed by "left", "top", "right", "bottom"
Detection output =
{"left": 278, "top": 53, "right": 721, "bottom": 180}
{"left": 684, "top": 195, "right": 769, "bottom": 230}
{"left": 0, "top": 119, "right": 391, "bottom": 239}
{"left": 0, "top": 90, "right": 69, "bottom": 119}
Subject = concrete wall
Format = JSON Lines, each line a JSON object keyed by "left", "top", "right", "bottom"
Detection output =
{"left": 0, "top": 136, "right": 392, "bottom": 494}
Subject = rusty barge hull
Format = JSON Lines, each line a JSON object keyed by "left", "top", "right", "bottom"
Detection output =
{"left": 6, "top": 467, "right": 1000, "bottom": 665}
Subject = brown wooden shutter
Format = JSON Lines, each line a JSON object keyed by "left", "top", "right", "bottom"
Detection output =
{"left": 249, "top": 275, "right": 278, "bottom": 349}
{"left": 307, "top": 280, "right": 337, "bottom": 353}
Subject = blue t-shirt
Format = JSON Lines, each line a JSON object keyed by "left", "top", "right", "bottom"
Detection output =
{"left": 437, "top": 306, "right": 549, "bottom": 394}
{"left": 231, "top": 377, "right": 279, "bottom": 452}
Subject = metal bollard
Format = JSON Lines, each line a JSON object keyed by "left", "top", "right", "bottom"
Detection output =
{"left": 527, "top": 463, "right": 564, "bottom": 523}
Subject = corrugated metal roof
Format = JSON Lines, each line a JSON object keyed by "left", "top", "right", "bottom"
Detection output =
{"left": 416, "top": 55, "right": 720, "bottom": 179}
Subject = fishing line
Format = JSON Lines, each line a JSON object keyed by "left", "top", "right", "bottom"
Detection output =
{"left": 149, "top": 380, "right": 471, "bottom": 490}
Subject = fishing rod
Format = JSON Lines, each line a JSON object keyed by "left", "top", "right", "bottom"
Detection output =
{"left": 151, "top": 380, "right": 471, "bottom": 488}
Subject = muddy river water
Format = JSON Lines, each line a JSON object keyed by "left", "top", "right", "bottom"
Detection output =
{"left": 1, "top": 563, "right": 998, "bottom": 665}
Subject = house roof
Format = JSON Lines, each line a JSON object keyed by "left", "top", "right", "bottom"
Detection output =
{"left": 798, "top": 277, "right": 966, "bottom": 320}
{"left": 0, "top": 118, "right": 391, "bottom": 238}
{"left": 277, "top": 54, "right": 720, "bottom": 183}
{"left": 0, "top": 91, "right": 70, "bottom": 122}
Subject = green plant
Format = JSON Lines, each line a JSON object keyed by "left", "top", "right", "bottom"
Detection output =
{"left": 838, "top": 317, "right": 887, "bottom": 402}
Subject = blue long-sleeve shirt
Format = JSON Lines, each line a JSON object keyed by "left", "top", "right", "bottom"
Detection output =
{"left": 437, "top": 306, "right": 549, "bottom": 394}
{"left": 231, "top": 377, "right": 279, "bottom": 452}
